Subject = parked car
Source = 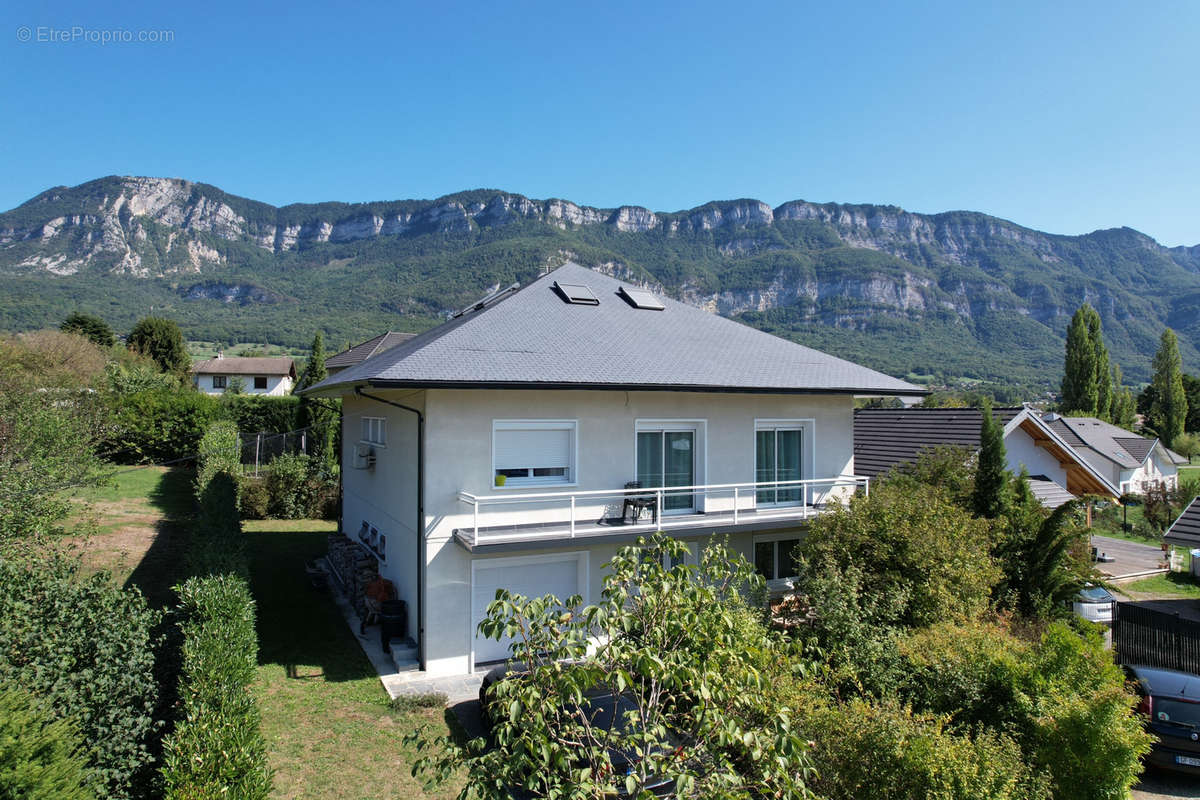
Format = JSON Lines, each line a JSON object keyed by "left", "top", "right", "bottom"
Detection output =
{"left": 1072, "top": 585, "right": 1116, "bottom": 624}
{"left": 1126, "top": 664, "right": 1200, "bottom": 773}
{"left": 479, "top": 663, "right": 676, "bottom": 798}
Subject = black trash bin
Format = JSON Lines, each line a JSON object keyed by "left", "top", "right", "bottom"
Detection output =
{"left": 380, "top": 600, "right": 407, "bottom": 653}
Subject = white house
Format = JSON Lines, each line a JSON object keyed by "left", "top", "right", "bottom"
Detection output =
{"left": 1041, "top": 413, "right": 1184, "bottom": 495}
{"left": 304, "top": 262, "right": 922, "bottom": 677}
{"left": 191, "top": 355, "right": 296, "bottom": 396}
{"left": 854, "top": 406, "right": 1119, "bottom": 507}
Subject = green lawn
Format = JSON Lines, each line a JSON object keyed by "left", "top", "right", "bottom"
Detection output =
{"left": 1121, "top": 571, "right": 1200, "bottom": 599}
{"left": 246, "top": 519, "right": 462, "bottom": 799}
{"left": 72, "top": 472, "right": 461, "bottom": 799}
{"left": 1180, "top": 464, "right": 1200, "bottom": 480}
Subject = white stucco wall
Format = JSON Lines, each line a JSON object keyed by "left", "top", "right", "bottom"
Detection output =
{"left": 418, "top": 389, "right": 855, "bottom": 676}
{"left": 1003, "top": 425, "right": 1068, "bottom": 485}
{"left": 194, "top": 373, "right": 294, "bottom": 396}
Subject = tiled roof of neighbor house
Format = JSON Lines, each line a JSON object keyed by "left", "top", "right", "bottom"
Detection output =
{"left": 1043, "top": 415, "right": 1155, "bottom": 469}
{"left": 191, "top": 356, "right": 295, "bottom": 377}
{"left": 1165, "top": 497, "right": 1200, "bottom": 547}
{"left": 326, "top": 332, "right": 416, "bottom": 371}
{"left": 306, "top": 262, "right": 924, "bottom": 396}
{"left": 853, "top": 407, "right": 1023, "bottom": 478}
{"left": 1027, "top": 476, "right": 1076, "bottom": 509}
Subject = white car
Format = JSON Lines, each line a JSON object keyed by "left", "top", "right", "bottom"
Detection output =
{"left": 1072, "top": 585, "right": 1116, "bottom": 624}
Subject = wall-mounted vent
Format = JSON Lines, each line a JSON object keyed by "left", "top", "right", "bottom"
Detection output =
{"left": 553, "top": 281, "right": 600, "bottom": 305}
{"left": 618, "top": 286, "right": 665, "bottom": 310}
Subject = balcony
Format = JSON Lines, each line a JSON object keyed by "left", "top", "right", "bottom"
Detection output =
{"left": 454, "top": 476, "right": 868, "bottom": 552}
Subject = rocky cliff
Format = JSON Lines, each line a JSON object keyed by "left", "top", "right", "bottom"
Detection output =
{"left": 2, "top": 175, "right": 1197, "bottom": 385}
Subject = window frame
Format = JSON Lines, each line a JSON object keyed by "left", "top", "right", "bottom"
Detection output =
{"left": 634, "top": 419, "right": 707, "bottom": 513}
{"left": 361, "top": 416, "right": 387, "bottom": 447}
{"left": 212, "top": 375, "right": 227, "bottom": 389}
{"left": 491, "top": 419, "right": 579, "bottom": 489}
{"left": 253, "top": 375, "right": 268, "bottom": 390}
{"left": 753, "top": 418, "right": 815, "bottom": 508}
{"left": 753, "top": 533, "right": 803, "bottom": 581}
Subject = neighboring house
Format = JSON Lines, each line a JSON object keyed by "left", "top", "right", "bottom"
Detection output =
{"left": 854, "top": 407, "right": 1118, "bottom": 508}
{"left": 326, "top": 331, "right": 416, "bottom": 377}
{"left": 1040, "top": 413, "right": 1184, "bottom": 495}
{"left": 191, "top": 355, "right": 296, "bottom": 395}
{"left": 304, "top": 262, "right": 922, "bottom": 677}
{"left": 1164, "top": 497, "right": 1200, "bottom": 549}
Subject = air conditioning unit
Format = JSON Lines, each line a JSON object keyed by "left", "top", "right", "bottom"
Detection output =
{"left": 352, "top": 443, "right": 376, "bottom": 470}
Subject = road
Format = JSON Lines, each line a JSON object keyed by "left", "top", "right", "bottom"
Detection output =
{"left": 1133, "top": 767, "right": 1200, "bottom": 799}
{"left": 1093, "top": 534, "right": 1164, "bottom": 579}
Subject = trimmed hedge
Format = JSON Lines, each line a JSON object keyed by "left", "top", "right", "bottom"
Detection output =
{"left": 0, "top": 683, "right": 95, "bottom": 800}
{"left": 195, "top": 421, "right": 241, "bottom": 501}
{"left": 161, "top": 576, "right": 271, "bottom": 800}
{"left": 0, "top": 558, "right": 161, "bottom": 800}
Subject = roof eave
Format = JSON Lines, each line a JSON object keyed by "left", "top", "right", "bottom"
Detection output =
{"left": 364, "top": 378, "right": 927, "bottom": 395}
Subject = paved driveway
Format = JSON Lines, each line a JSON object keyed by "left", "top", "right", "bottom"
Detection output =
{"left": 1133, "top": 766, "right": 1200, "bottom": 799}
{"left": 1093, "top": 535, "right": 1164, "bottom": 579}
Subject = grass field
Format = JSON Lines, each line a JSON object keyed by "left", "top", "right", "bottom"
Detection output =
{"left": 1121, "top": 571, "right": 1200, "bottom": 599}
{"left": 72, "top": 468, "right": 461, "bottom": 799}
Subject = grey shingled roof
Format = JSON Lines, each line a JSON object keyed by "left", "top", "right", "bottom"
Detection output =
{"left": 306, "top": 263, "right": 924, "bottom": 395}
{"left": 326, "top": 331, "right": 416, "bottom": 371}
{"left": 853, "top": 407, "right": 1023, "bottom": 478}
{"left": 191, "top": 356, "right": 295, "bottom": 377}
{"left": 1027, "top": 476, "right": 1076, "bottom": 509}
{"left": 1166, "top": 497, "right": 1200, "bottom": 547}
{"left": 1044, "top": 415, "right": 1155, "bottom": 469}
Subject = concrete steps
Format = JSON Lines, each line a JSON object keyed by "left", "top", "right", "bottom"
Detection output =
{"left": 388, "top": 638, "right": 419, "bottom": 673}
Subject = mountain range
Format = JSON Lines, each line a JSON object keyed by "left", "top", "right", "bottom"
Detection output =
{"left": 3, "top": 175, "right": 1199, "bottom": 388}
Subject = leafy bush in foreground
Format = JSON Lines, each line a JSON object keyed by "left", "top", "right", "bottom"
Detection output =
{"left": 0, "top": 683, "right": 95, "bottom": 800}
{"left": 0, "top": 558, "right": 161, "bottom": 799}
{"left": 161, "top": 575, "right": 271, "bottom": 800}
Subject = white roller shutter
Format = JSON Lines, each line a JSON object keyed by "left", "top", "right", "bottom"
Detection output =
{"left": 472, "top": 556, "right": 581, "bottom": 664}
{"left": 494, "top": 427, "right": 572, "bottom": 471}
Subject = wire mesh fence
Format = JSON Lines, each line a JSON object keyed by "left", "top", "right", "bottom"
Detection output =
{"left": 239, "top": 427, "right": 318, "bottom": 476}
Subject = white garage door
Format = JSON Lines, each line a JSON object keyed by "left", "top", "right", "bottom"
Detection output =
{"left": 472, "top": 555, "right": 583, "bottom": 665}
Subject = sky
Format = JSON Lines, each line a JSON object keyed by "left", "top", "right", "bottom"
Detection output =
{"left": 2, "top": 0, "right": 1198, "bottom": 245}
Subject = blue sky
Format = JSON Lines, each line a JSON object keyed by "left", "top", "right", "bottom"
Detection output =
{"left": 3, "top": 0, "right": 1198, "bottom": 245}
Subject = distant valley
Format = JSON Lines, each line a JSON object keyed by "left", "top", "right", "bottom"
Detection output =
{"left": 3, "top": 175, "right": 1200, "bottom": 388}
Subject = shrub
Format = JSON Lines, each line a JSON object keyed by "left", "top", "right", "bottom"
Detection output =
{"left": 190, "top": 472, "right": 247, "bottom": 579}
{"left": 0, "top": 558, "right": 161, "bottom": 800}
{"left": 239, "top": 476, "right": 270, "bottom": 520}
{"left": 107, "top": 389, "right": 220, "bottom": 464}
{"left": 266, "top": 453, "right": 316, "bottom": 519}
{"left": 898, "top": 620, "right": 1153, "bottom": 800}
{"left": 390, "top": 692, "right": 447, "bottom": 711}
{"left": 803, "top": 698, "right": 1046, "bottom": 800}
{"left": 798, "top": 482, "right": 998, "bottom": 631}
{"left": 220, "top": 395, "right": 298, "bottom": 437}
{"left": 161, "top": 575, "right": 271, "bottom": 800}
{"left": 0, "top": 683, "right": 94, "bottom": 800}
{"left": 195, "top": 421, "right": 241, "bottom": 501}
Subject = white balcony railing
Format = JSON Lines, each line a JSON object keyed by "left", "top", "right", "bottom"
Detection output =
{"left": 457, "top": 476, "right": 869, "bottom": 544}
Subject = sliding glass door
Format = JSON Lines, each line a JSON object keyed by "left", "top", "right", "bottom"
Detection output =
{"left": 756, "top": 427, "right": 803, "bottom": 505}
{"left": 637, "top": 429, "right": 695, "bottom": 512}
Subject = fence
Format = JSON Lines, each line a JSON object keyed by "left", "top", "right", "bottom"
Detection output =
{"left": 239, "top": 427, "right": 316, "bottom": 475}
{"left": 1113, "top": 601, "right": 1200, "bottom": 674}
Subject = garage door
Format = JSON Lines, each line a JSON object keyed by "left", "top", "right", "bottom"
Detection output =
{"left": 472, "top": 555, "right": 583, "bottom": 665}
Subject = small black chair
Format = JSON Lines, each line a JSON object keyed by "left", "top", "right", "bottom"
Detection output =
{"left": 622, "top": 481, "right": 657, "bottom": 524}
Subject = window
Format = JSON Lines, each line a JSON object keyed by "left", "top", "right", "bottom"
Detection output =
{"left": 212, "top": 375, "right": 227, "bottom": 389}
{"left": 637, "top": 427, "right": 697, "bottom": 512}
{"left": 754, "top": 538, "right": 800, "bottom": 580}
{"left": 553, "top": 281, "right": 599, "bottom": 305}
{"left": 493, "top": 420, "right": 576, "bottom": 486}
{"left": 362, "top": 417, "right": 387, "bottom": 446}
{"left": 755, "top": 421, "right": 809, "bottom": 506}
{"left": 618, "top": 285, "right": 665, "bottom": 310}
{"left": 253, "top": 376, "right": 268, "bottom": 390}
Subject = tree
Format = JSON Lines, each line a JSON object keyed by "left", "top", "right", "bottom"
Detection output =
{"left": 1183, "top": 374, "right": 1200, "bottom": 432}
{"left": 225, "top": 374, "right": 246, "bottom": 395}
{"left": 1060, "top": 305, "right": 1099, "bottom": 416}
{"left": 972, "top": 402, "right": 1009, "bottom": 519}
{"left": 1150, "top": 328, "right": 1188, "bottom": 449}
{"left": 60, "top": 311, "right": 115, "bottom": 348}
{"left": 1172, "top": 432, "right": 1200, "bottom": 463}
{"left": 1088, "top": 309, "right": 1113, "bottom": 420}
{"left": 127, "top": 317, "right": 189, "bottom": 374}
{"left": 0, "top": 684, "right": 94, "bottom": 800}
{"left": 1109, "top": 364, "right": 1137, "bottom": 430}
{"left": 409, "top": 535, "right": 814, "bottom": 799}
{"left": 295, "top": 331, "right": 336, "bottom": 469}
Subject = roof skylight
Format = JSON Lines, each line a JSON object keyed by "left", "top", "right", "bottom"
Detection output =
{"left": 618, "top": 286, "right": 665, "bottom": 310}
{"left": 553, "top": 281, "right": 600, "bottom": 305}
